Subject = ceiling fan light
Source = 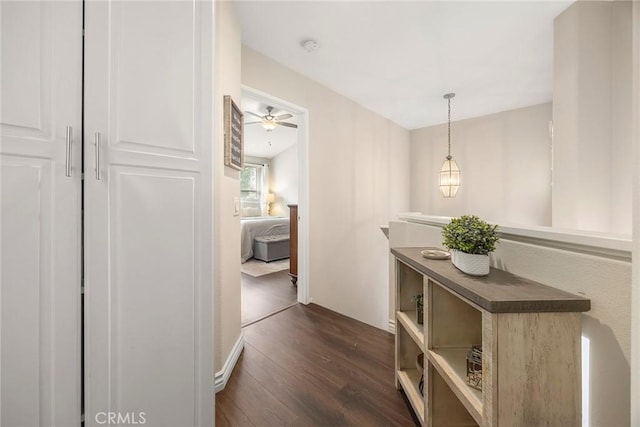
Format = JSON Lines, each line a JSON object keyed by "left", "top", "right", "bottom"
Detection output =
{"left": 261, "top": 120, "right": 277, "bottom": 131}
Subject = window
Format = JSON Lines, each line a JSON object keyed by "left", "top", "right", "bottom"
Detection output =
{"left": 240, "top": 164, "right": 260, "bottom": 200}
{"left": 240, "top": 163, "right": 263, "bottom": 216}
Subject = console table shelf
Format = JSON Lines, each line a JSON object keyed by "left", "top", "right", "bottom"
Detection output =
{"left": 391, "top": 247, "right": 590, "bottom": 426}
{"left": 428, "top": 348, "right": 483, "bottom": 423}
{"left": 396, "top": 311, "right": 424, "bottom": 347}
{"left": 397, "top": 369, "right": 425, "bottom": 423}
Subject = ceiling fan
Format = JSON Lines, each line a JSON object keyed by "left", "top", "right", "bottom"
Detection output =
{"left": 244, "top": 106, "right": 298, "bottom": 131}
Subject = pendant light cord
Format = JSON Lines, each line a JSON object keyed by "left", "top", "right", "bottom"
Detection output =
{"left": 447, "top": 96, "right": 452, "bottom": 160}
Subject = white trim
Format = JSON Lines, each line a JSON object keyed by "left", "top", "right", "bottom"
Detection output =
{"left": 241, "top": 85, "right": 311, "bottom": 304}
{"left": 388, "top": 319, "right": 396, "bottom": 334}
{"left": 297, "top": 106, "right": 311, "bottom": 305}
{"left": 214, "top": 332, "right": 244, "bottom": 393}
{"left": 398, "top": 213, "right": 632, "bottom": 260}
{"left": 631, "top": 1, "right": 640, "bottom": 424}
{"left": 210, "top": 0, "right": 217, "bottom": 418}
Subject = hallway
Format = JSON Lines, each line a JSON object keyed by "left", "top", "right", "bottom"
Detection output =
{"left": 216, "top": 304, "right": 418, "bottom": 426}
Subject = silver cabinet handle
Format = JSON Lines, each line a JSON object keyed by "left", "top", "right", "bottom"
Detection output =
{"left": 95, "top": 131, "right": 101, "bottom": 180}
{"left": 65, "top": 126, "right": 72, "bottom": 177}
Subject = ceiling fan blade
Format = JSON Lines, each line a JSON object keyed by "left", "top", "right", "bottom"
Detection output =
{"left": 244, "top": 121, "right": 261, "bottom": 125}
{"left": 275, "top": 113, "right": 293, "bottom": 120}
{"left": 277, "top": 121, "right": 298, "bottom": 129}
{"left": 245, "top": 111, "right": 264, "bottom": 119}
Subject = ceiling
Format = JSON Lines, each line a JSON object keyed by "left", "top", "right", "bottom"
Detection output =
{"left": 235, "top": 0, "right": 573, "bottom": 130}
{"left": 242, "top": 96, "right": 299, "bottom": 159}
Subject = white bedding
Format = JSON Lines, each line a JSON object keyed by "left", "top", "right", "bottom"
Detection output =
{"left": 240, "top": 216, "right": 290, "bottom": 263}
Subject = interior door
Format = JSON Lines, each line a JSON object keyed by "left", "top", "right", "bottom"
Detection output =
{"left": 0, "top": 1, "right": 82, "bottom": 426}
{"left": 83, "top": 2, "right": 214, "bottom": 426}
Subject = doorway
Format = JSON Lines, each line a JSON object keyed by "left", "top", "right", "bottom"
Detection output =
{"left": 239, "top": 87, "right": 309, "bottom": 326}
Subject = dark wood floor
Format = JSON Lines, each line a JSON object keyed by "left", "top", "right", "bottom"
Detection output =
{"left": 241, "top": 270, "right": 298, "bottom": 326}
{"left": 216, "top": 303, "right": 418, "bottom": 426}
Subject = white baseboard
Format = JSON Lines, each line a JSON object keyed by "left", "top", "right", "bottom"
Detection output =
{"left": 214, "top": 331, "right": 244, "bottom": 393}
{"left": 388, "top": 319, "right": 396, "bottom": 334}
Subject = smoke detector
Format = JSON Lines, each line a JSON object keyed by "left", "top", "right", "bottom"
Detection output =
{"left": 301, "top": 39, "right": 319, "bottom": 53}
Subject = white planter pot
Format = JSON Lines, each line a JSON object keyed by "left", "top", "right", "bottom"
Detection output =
{"left": 450, "top": 249, "right": 490, "bottom": 276}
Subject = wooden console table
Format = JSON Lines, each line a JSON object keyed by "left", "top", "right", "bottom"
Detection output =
{"left": 391, "top": 247, "right": 590, "bottom": 426}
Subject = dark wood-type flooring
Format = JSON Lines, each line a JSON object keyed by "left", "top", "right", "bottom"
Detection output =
{"left": 242, "top": 270, "right": 298, "bottom": 326}
{"left": 216, "top": 303, "right": 418, "bottom": 426}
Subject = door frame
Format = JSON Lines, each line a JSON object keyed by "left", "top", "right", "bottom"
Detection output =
{"left": 240, "top": 86, "right": 310, "bottom": 304}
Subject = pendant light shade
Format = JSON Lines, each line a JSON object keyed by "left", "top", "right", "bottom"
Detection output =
{"left": 439, "top": 93, "right": 460, "bottom": 198}
{"left": 440, "top": 156, "right": 460, "bottom": 197}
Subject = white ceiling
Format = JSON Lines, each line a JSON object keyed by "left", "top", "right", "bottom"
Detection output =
{"left": 241, "top": 95, "right": 299, "bottom": 159}
{"left": 235, "top": 0, "right": 573, "bottom": 130}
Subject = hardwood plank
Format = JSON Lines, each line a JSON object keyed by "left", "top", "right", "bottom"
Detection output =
{"left": 215, "top": 391, "right": 256, "bottom": 427}
{"left": 242, "top": 270, "right": 297, "bottom": 325}
{"left": 243, "top": 323, "right": 348, "bottom": 391}
{"left": 246, "top": 325, "right": 396, "bottom": 414}
{"left": 221, "top": 352, "right": 298, "bottom": 426}
{"left": 240, "top": 343, "right": 349, "bottom": 425}
{"left": 335, "top": 383, "right": 417, "bottom": 427}
{"left": 216, "top": 304, "right": 418, "bottom": 426}
{"left": 247, "top": 306, "right": 406, "bottom": 402}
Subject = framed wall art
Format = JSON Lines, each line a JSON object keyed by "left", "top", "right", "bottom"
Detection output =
{"left": 224, "top": 95, "right": 244, "bottom": 170}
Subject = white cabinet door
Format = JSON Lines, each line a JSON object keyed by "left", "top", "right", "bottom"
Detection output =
{"left": 83, "top": 2, "right": 213, "bottom": 426}
{"left": 0, "top": 1, "right": 82, "bottom": 426}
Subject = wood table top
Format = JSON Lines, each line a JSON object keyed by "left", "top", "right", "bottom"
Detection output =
{"left": 392, "top": 247, "right": 591, "bottom": 313}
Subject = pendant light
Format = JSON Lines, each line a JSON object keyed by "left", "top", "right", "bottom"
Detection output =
{"left": 439, "top": 93, "right": 460, "bottom": 198}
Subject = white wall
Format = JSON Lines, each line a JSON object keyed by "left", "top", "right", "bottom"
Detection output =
{"left": 553, "top": 0, "right": 633, "bottom": 234}
{"left": 270, "top": 143, "right": 298, "bottom": 217}
{"left": 243, "top": 46, "right": 411, "bottom": 330}
{"left": 409, "top": 1, "right": 633, "bottom": 236}
{"left": 611, "top": 1, "right": 633, "bottom": 235}
{"left": 390, "top": 219, "right": 631, "bottom": 426}
{"left": 410, "top": 103, "right": 552, "bottom": 227}
{"left": 213, "top": 0, "right": 242, "bottom": 373}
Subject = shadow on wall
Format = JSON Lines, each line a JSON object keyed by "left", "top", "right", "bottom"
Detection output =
{"left": 492, "top": 249, "right": 631, "bottom": 426}
{"left": 582, "top": 315, "right": 630, "bottom": 425}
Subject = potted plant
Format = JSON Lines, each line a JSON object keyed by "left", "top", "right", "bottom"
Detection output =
{"left": 412, "top": 294, "right": 424, "bottom": 324}
{"left": 442, "top": 215, "right": 499, "bottom": 276}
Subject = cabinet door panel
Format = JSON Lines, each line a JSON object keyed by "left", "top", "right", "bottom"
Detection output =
{"left": 116, "top": 2, "right": 195, "bottom": 153}
{"left": 1, "top": 1, "right": 43, "bottom": 131}
{"left": 84, "top": 2, "right": 213, "bottom": 426}
{"left": 0, "top": 1, "right": 82, "bottom": 426}
{"left": 114, "top": 170, "right": 198, "bottom": 423}
{"left": 1, "top": 162, "right": 46, "bottom": 427}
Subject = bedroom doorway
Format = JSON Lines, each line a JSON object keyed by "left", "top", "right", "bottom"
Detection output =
{"left": 239, "top": 88, "right": 309, "bottom": 326}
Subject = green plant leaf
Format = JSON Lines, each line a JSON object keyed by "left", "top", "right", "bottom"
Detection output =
{"left": 441, "top": 215, "right": 499, "bottom": 255}
{"left": 411, "top": 294, "right": 424, "bottom": 308}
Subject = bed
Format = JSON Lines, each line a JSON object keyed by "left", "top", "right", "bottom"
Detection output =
{"left": 240, "top": 216, "right": 290, "bottom": 263}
